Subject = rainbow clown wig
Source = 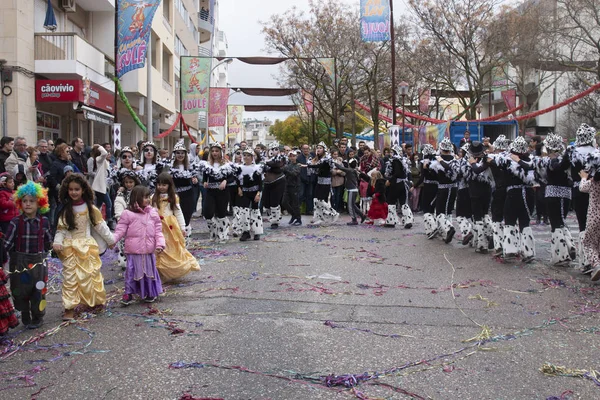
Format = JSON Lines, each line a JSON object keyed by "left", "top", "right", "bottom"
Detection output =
{"left": 13, "top": 181, "right": 50, "bottom": 214}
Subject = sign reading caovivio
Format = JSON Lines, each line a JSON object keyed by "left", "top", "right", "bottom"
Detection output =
{"left": 360, "top": 0, "right": 391, "bottom": 42}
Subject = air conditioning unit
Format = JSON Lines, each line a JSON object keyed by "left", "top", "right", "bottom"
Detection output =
{"left": 61, "top": 0, "right": 76, "bottom": 13}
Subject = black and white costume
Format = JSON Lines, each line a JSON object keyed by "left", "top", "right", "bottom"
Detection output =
{"left": 495, "top": 136, "right": 536, "bottom": 261}
{"left": 538, "top": 134, "right": 575, "bottom": 265}
{"left": 166, "top": 140, "right": 200, "bottom": 235}
{"left": 465, "top": 142, "right": 495, "bottom": 253}
{"left": 384, "top": 145, "right": 413, "bottom": 228}
{"left": 236, "top": 150, "right": 264, "bottom": 241}
{"left": 198, "top": 143, "right": 238, "bottom": 243}
{"left": 415, "top": 144, "right": 438, "bottom": 237}
{"left": 429, "top": 138, "right": 458, "bottom": 243}
{"left": 138, "top": 141, "right": 160, "bottom": 191}
{"left": 455, "top": 144, "right": 474, "bottom": 245}
{"left": 488, "top": 135, "right": 510, "bottom": 255}
{"left": 228, "top": 147, "right": 244, "bottom": 237}
{"left": 262, "top": 141, "right": 287, "bottom": 228}
{"left": 569, "top": 123, "right": 598, "bottom": 270}
{"left": 307, "top": 142, "right": 340, "bottom": 225}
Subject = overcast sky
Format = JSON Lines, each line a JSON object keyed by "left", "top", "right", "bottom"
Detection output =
{"left": 218, "top": 0, "right": 408, "bottom": 122}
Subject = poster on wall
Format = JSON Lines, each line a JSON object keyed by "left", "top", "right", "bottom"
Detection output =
{"left": 227, "top": 105, "right": 244, "bottom": 137}
{"left": 208, "top": 88, "right": 229, "bottom": 127}
{"left": 181, "top": 57, "right": 211, "bottom": 113}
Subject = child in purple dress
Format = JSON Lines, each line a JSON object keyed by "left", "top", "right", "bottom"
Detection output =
{"left": 112, "top": 185, "right": 165, "bottom": 305}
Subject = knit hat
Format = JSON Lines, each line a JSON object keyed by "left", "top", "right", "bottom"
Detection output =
{"left": 492, "top": 135, "right": 509, "bottom": 151}
{"left": 439, "top": 138, "right": 453, "bottom": 152}
{"left": 0, "top": 172, "right": 11, "bottom": 187}
{"left": 173, "top": 140, "right": 187, "bottom": 152}
{"left": 63, "top": 165, "right": 74, "bottom": 174}
{"left": 421, "top": 144, "right": 436, "bottom": 156}
{"left": 543, "top": 133, "right": 564, "bottom": 152}
{"left": 509, "top": 136, "right": 529, "bottom": 155}
{"left": 575, "top": 123, "right": 596, "bottom": 146}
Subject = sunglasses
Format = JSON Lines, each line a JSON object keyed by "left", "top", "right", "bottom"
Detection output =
{"left": 121, "top": 155, "right": 132, "bottom": 160}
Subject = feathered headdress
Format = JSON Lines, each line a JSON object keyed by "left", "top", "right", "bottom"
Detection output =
{"left": 391, "top": 145, "right": 403, "bottom": 155}
{"left": 173, "top": 140, "right": 187, "bottom": 152}
{"left": 421, "top": 144, "right": 436, "bottom": 156}
{"left": 14, "top": 181, "right": 49, "bottom": 215}
{"left": 439, "top": 138, "right": 454, "bottom": 152}
{"left": 268, "top": 141, "right": 280, "bottom": 150}
{"left": 209, "top": 141, "right": 223, "bottom": 150}
{"left": 316, "top": 141, "right": 328, "bottom": 152}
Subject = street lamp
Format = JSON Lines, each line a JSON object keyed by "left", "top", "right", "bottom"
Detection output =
{"left": 399, "top": 81, "right": 409, "bottom": 144}
{"left": 205, "top": 58, "right": 234, "bottom": 144}
{"left": 476, "top": 103, "right": 482, "bottom": 141}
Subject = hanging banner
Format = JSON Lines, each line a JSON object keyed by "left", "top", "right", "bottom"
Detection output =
{"left": 360, "top": 0, "right": 391, "bottom": 42}
{"left": 501, "top": 89, "right": 517, "bottom": 111}
{"left": 208, "top": 88, "right": 229, "bottom": 127}
{"left": 228, "top": 105, "right": 244, "bottom": 136}
{"left": 113, "top": 123, "right": 122, "bottom": 151}
{"left": 419, "top": 88, "right": 431, "bottom": 113}
{"left": 116, "top": 0, "right": 161, "bottom": 78}
{"left": 491, "top": 64, "right": 509, "bottom": 89}
{"left": 316, "top": 58, "right": 336, "bottom": 85}
{"left": 302, "top": 90, "right": 313, "bottom": 113}
{"left": 181, "top": 57, "right": 211, "bottom": 113}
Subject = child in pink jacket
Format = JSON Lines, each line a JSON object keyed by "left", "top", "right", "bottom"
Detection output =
{"left": 112, "top": 185, "right": 165, "bottom": 305}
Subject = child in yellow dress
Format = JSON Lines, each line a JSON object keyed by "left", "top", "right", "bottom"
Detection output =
{"left": 152, "top": 172, "right": 200, "bottom": 282}
{"left": 53, "top": 174, "right": 115, "bottom": 320}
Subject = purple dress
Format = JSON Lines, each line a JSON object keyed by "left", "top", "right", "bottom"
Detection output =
{"left": 124, "top": 253, "right": 163, "bottom": 298}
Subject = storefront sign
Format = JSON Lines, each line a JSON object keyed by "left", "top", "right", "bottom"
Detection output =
{"left": 36, "top": 80, "right": 80, "bottom": 102}
{"left": 84, "top": 109, "right": 113, "bottom": 125}
{"left": 36, "top": 79, "right": 114, "bottom": 115}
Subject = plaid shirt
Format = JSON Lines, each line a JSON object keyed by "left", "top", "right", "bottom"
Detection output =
{"left": 4, "top": 214, "right": 52, "bottom": 253}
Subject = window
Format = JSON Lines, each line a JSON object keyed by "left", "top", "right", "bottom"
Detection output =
{"left": 175, "top": 35, "right": 189, "bottom": 57}
{"left": 162, "top": 46, "right": 172, "bottom": 84}
{"left": 175, "top": 0, "right": 188, "bottom": 21}
{"left": 163, "top": 0, "right": 171, "bottom": 21}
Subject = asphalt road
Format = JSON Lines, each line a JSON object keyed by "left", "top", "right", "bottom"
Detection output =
{"left": 1, "top": 213, "right": 599, "bottom": 400}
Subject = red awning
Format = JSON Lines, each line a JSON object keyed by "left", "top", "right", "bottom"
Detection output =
{"left": 231, "top": 88, "right": 298, "bottom": 97}
{"left": 244, "top": 105, "right": 298, "bottom": 112}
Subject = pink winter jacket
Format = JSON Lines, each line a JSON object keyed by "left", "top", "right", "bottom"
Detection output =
{"left": 112, "top": 206, "right": 165, "bottom": 254}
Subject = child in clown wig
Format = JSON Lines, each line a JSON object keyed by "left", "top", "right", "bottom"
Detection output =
{"left": 3, "top": 181, "right": 53, "bottom": 329}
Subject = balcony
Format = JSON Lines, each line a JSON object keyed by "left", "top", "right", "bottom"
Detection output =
{"left": 198, "top": 8, "right": 213, "bottom": 43}
{"left": 34, "top": 33, "right": 114, "bottom": 92}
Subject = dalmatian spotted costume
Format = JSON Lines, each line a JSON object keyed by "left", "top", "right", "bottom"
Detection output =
{"left": 307, "top": 142, "right": 339, "bottom": 225}
{"left": 383, "top": 145, "right": 414, "bottom": 229}
{"left": 415, "top": 144, "right": 439, "bottom": 238}
{"left": 488, "top": 135, "right": 510, "bottom": 256}
{"left": 455, "top": 143, "right": 474, "bottom": 245}
{"left": 494, "top": 136, "right": 536, "bottom": 262}
{"left": 236, "top": 149, "right": 264, "bottom": 241}
{"left": 429, "top": 138, "right": 459, "bottom": 243}
{"left": 569, "top": 123, "right": 599, "bottom": 272}
{"left": 197, "top": 143, "right": 239, "bottom": 243}
{"left": 262, "top": 142, "right": 287, "bottom": 229}
{"left": 579, "top": 158, "right": 600, "bottom": 281}
{"left": 535, "top": 134, "right": 576, "bottom": 265}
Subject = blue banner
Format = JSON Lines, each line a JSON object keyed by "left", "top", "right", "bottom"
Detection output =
{"left": 360, "top": 0, "right": 391, "bottom": 42}
{"left": 117, "top": 0, "right": 161, "bottom": 78}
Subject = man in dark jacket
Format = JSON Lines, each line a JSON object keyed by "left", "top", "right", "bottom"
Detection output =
{"left": 283, "top": 150, "right": 302, "bottom": 225}
{"left": 0, "top": 137, "right": 14, "bottom": 174}
{"left": 297, "top": 144, "right": 315, "bottom": 215}
{"left": 70, "top": 137, "right": 87, "bottom": 174}
{"left": 37, "top": 139, "right": 55, "bottom": 179}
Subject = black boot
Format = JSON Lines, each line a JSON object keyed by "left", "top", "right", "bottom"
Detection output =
{"left": 347, "top": 219, "right": 358, "bottom": 226}
{"left": 239, "top": 231, "right": 251, "bottom": 242}
{"left": 254, "top": 234, "right": 261, "bottom": 240}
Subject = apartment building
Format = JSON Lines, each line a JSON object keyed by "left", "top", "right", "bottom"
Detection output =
{"left": 243, "top": 118, "right": 275, "bottom": 148}
{"left": 0, "top": 0, "right": 216, "bottom": 149}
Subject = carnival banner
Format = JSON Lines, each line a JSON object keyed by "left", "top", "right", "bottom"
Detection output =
{"left": 418, "top": 123, "right": 448, "bottom": 149}
{"left": 302, "top": 90, "right": 314, "bottom": 113}
{"left": 316, "top": 58, "right": 336, "bottom": 85}
{"left": 419, "top": 88, "right": 431, "bottom": 113}
{"left": 208, "top": 88, "right": 229, "bottom": 127}
{"left": 181, "top": 57, "right": 211, "bottom": 113}
{"left": 501, "top": 89, "right": 517, "bottom": 111}
{"left": 227, "top": 105, "right": 244, "bottom": 136}
{"left": 360, "top": 0, "right": 391, "bottom": 42}
{"left": 116, "top": 0, "right": 161, "bottom": 78}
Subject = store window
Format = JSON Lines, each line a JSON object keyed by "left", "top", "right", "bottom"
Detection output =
{"left": 36, "top": 111, "right": 61, "bottom": 141}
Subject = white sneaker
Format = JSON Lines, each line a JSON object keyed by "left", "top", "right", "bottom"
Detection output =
{"left": 311, "top": 219, "right": 323, "bottom": 225}
{"left": 332, "top": 213, "right": 339, "bottom": 223}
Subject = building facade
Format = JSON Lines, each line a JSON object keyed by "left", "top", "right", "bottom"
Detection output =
{"left": 0, "top": 0, "right": 218, "bottom": 151}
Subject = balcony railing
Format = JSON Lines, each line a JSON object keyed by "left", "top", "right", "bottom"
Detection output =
{"left": 35, "top": 32, "right": 111, "bottom": 77}
{"left": 198, "top": 7, "right": 213, "bottom": 33}
{"left": 162, "top": 79, "right": 173, "bottom": 93}
{"left": 198, "top": 46, "right": 211, "bottom": 57}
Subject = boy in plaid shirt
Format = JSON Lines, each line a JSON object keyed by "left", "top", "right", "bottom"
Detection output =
{"left": 4, "top": 181, "right": 52, "bottom": 329}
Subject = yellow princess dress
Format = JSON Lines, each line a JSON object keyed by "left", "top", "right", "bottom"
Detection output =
{"left": 54, "top": 204, "right": 115, "bottom": 311}
{"left": 155, "top": 194, "right": 200, "bottom": 282}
